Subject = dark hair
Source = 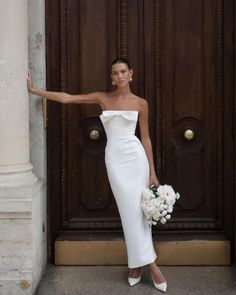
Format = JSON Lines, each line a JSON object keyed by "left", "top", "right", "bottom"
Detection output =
{"left": 111, "top": 57, "right": 131, "bottom": 70}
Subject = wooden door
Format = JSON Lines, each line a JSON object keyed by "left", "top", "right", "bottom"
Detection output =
{"left": 46, "top": 0, "right": 235, "bottom": 262}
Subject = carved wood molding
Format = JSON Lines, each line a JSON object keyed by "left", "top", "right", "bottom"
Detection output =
{"left": 155, "top": 0, "right": 164, "bottom": 179}
{"left": 215, "top": 0, "right": 223, "bottom": 227}
{"left": 119, "top": 0, "right": 128, "bottom": 58}
{"left": 60, "top": 0, "right": 68, "bottom": 91}
{"left": 60, "top": 0, "right": 69, "bottom": 227}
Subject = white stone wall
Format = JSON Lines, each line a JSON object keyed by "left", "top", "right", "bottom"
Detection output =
{"left": 0, "top": 182, "right": 43, "bottom": 295}
{"left": 28, "top": 0, "right": 47, "bottom": 293}
{"left": 28, "top": 0, "right": 47, "bottom": 180}
{"left": 0, "top": 0, "right": 47, "bottom": 294}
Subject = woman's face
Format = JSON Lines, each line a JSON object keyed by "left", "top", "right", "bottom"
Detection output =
{"left": 111, "top": 63, "right": 133, "bottom": 87}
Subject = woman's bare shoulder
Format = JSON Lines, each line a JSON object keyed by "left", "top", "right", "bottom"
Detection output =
{"left": 96, "top": 91, "right": 113, "bottom": 103}
{"left": 135, "top": 97, "right": 148, "bottom": 110}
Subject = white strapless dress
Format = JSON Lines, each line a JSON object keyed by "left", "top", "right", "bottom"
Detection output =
{"left": 99, "top": 110, "right": 157, "bottom": 268}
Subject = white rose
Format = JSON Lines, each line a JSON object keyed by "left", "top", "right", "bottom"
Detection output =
{"left": 160, "top": 217, "right": 167, "bottom": 224}
{"left": 167, "top": 207, "right": 173, "bottom": 213}
{"left": 161, "top": 210, "right": 167, "bottom": 216}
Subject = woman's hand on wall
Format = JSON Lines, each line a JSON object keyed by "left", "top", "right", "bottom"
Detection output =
{"left": 27, "top": 69, "right": 34, "bottom": 92}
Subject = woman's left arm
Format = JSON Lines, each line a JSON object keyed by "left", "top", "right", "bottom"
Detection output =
{"left": 138, "top": 99, "right": 160, "bottom": 187}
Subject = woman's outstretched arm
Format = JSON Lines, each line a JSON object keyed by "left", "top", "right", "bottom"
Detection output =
{"left": 138, "top": 99, "right": 160, "bottom": 187}
{"left": 27, "top": 69, "right": 104, "bottom": 104}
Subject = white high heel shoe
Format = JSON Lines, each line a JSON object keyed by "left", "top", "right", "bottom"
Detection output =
{"left": 128, "top": 270, "right": 142, "bottom": 287}
{"left": 151, "top": 273, "right": 167, "bottom": 293}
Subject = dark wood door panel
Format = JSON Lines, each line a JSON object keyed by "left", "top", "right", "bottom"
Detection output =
{"left": 46, "top": 0, "right": 234, "bottom": 246}
{"left": 63, "top": 0, "right": 121, "bottom": 230}
{"left": 162, "top": 0, "right": 223, "bottom": 230}
{"left": 59, "top": 0, "right": 154, "bottom": 231}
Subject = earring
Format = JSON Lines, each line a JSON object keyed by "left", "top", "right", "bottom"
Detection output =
{"left": 129, "top": 77, "right": 133, "bottom": 82}
{"left": 112, "top": 81, "right": 116, "bottom": 86}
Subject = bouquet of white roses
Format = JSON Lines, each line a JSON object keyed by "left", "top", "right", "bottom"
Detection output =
{"left": 141, "top": 184, "right": 180, "bottom": 225}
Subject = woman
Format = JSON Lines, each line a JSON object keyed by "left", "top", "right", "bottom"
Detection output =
{"left": 27, "top": 58, "right": 167, "bottom": 292}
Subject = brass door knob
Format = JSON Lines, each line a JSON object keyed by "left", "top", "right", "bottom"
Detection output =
{"left": 183, "top": 129, "right": 195, "bottom": 141}
{"left": 89, "top": 129, "right": 100, "bottom": 140}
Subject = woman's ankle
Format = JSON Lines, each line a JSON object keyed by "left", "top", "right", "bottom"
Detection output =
{"left": 129, "top": 267, "right": 141, "bottom": 278}
{"left": 149, "top": 266, "right": 166, "bottom": 283}
{"left": 148, "top": 261, "right": 157, "bottom": 270}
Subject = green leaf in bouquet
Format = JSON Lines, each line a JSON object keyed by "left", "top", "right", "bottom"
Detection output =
{"left": 150, "top": 184, "right": 158, "bottom": 194}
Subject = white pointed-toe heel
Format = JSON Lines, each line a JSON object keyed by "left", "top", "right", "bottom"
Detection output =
{"left": 151, "top": 273, "right": 167, "bottom": 293}
{"left": 128, "top": 271, "right": 142, "bottom": 287}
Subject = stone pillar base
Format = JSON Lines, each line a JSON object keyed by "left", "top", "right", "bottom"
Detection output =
{"left": 0, "top": 177, "right": 46, "bottom": 295}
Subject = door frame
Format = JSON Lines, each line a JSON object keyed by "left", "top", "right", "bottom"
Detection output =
{"left": 234, "top": 0, "right": 236, "bottom": 265}
{"left": 45, "top": 0, "right": 236, "bottom": 264}
{"left": 46, "top": 0, "right": 62, "bottom": 262}
{"left": 222, "top": 0, "right": 235, "bottom": 263}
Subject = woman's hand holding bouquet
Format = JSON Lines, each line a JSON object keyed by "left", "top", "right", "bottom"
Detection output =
{"left": 141, "top": 184, "right": 180, "bottom": 226}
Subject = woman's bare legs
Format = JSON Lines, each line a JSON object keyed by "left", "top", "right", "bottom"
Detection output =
{"left": 129, "top": 267, "right": 142, "bottom": 278}
{"left": 128, "top": 260, "right": 166, "bottom": 282}
{"left": 148, "top": 261, "right": 166, "bottom": 283}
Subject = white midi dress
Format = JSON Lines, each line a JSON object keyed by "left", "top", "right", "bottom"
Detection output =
{"left": 99, "top": 110, "right": 157, "bottom": 268}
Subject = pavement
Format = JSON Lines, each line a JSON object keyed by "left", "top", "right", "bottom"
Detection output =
{"left": 35, "top": 264, "right": 236, "bottom": 295}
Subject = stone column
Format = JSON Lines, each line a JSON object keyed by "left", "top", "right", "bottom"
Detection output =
{"left": 0, "top": 1, "right": 43, "bottom": 294}
{"left": 0, "top": 0, "right": 37, "bottom": 187}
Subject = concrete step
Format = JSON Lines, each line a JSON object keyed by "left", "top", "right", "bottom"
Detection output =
{"left": 55, "top": 239, "right": 230, "bottom": 265}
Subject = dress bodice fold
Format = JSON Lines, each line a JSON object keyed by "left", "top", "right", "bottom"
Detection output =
{"left": 99, "top": 110, "right": 138, "bottom": 123}
{"left": 99, "top": 110, "right": 138, "bottom": 138}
